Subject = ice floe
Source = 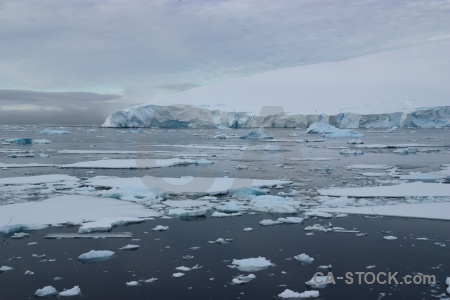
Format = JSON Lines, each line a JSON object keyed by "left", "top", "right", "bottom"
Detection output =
{"left": 59, "top": 158, "right": 200, "bottom": 169}
{"left": 278, "top": 289, "right": 319, "bottom": 299}
{"left": 59, "top": 286, "right": 81, "bottom": 297}
{"left": 229, "top": 257, "right": 275, "bottom": 272}
{"left": 162, "top": 199, "right": 209, "bottom": 208}
{"left": 78, "top": 250, "right": 115, "bottom": 262}
{"left": 79, "top": 217, "right": 146, "bottom": 233}
{"left": 126, "top": 281, "right": 140, "bottom": 286}
{"left": 319, "top": 182, "right": 450, "bottom": 197}
{"left": 211, "top": 212, "right": 242, "bottom": 217}
{"left": 40, "top": 129, "right": 71, "bottom": 135}
{"left": 318, "top": 202, "right": 450, "bottom": 221}
{"left": 383, "top": 236, "right": 398, "bottom": 240}
{"left": 119, "top": 244, "right": 140, "bottom": 250}
{"left": 0, "top": 195, "right": 159, "bottom": 233}
{"left": 151, "top": 225, "right": 169, "bottom": 231}
{"left": 0, "top": 266, "right": 14, "bottom": 272}
{"left": 307, "top": 122, "right": 363, "bottom": 138}
{"left": 0, "top": 174, "right": 78, "bottom": 185}
{"left": 35, "top": 286, "right": 58, "bottom": 297}
{"left": 294, "top": 253, "right": 314, "bottom": 264}
{"left": 305, "top": 275, "right": 332, "bottom": 288}
{"left": 249, "top": 195, "right": 297, "bottom": 214}
{"left": 168, "top": 208, "right": 208, "bottom": 218}
{"left": 172, "top": 272, "right": 185, "bottom": 278}
{"left": 0, "top": 163, "right": 54, "bottom": 168}
{"left": 232, "top": 274, "right": 256, "bottom": 284}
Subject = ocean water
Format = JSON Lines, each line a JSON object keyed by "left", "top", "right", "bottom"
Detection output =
{"left": 0, "top": 125, "right": 449, "bottom": 299}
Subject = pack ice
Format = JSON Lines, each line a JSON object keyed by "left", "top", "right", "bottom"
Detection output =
{"left": 103, "top": 40, "right": 450, "bottom": 129}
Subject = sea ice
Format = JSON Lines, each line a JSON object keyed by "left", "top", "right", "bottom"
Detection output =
{"left": 278, "top": 289, "right": 319, "bottom": 299}
{"left": 119, "top": 244, "right": 140, "bottom": 250}
{"left": 24, "top": 270, "right": 35, "bottom": 275}
{"left": 294, "top": 253, "right": 314, "bottom": 264}
{"left": 260, "top": 219, "right": 283, "bottom": 226}
{"left": 383, "top": 236, "right": 398, "bottom": 240}
{"left": 11, "top": 232, "right": 29, "bottom": 239}
{"left": 34, "top": 286, "right": 58, "bottom": 297}
{"left": 305, "top": 275, "right": 332, "bottom": 288}
{"left": 276, "top": 217, "right": 304, "bottom": 224}
{"left": 304, "top": 211, "right": 333, "bottom": 218}
{"left": 307, "top": 123, "right": 363, "bottom": 138}
{"left": 40, "top": 129, "right": 71, "bottom": 135}
{"left": 168, "top": 208, "right": 208, "bottom": 218}
{"left": 33, "top": 139, "right": 52, "bottom": 144}
{"left": 78, "top": 250, "right": 115, "bottom": 262}
{"left": 172, "top": 272, "right": 185, "bottom": 278}
{"left": 249, "top": 195, "right": 297, "bottom": 214}
{"left": 211, "top": 211, "right": 242, "bottom": 217}
{"left": 59, "top": 158, "right": 199, "bottom": 169}
{"left": 151, "top": 225, "right": 169, "bottom": 231}
{"left": 126, "top": 281, "right": 140, "bottom": 286}
{"left": 79, "top": 217, "right": 146, "bottom": 233}
{"left": 162, "top": 199, "right": 209, "bottom": 208}
{"left": 0, "top": 266, "right": 14, "bottom": 272}
{"left": 229, "top": 257, "right": 274, "bottom": 272}
{"left": 232, "top": 274, "right": 256, "bottom": 284}
{"left": 59, "top": 286, "right": 81, "bottom": 297}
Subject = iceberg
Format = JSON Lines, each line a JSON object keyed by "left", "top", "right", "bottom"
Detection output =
{"left": 35, "top": 286, "right": 58, "bottom": 297}
{"left": 103, "top": 41, "right": 450, "bottom": 129}
{"left": 278, "top": 289, "right": 319, "bottom": 299}
{"left": 59, "top": 286, "right": 81, "bottom": 297}
{"left": 293, "top": 253, "right": 315, "bottom": 264}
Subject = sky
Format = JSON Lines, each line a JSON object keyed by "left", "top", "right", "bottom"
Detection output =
{"left": 1, "top": 0, "right": 450, "bottom": 125}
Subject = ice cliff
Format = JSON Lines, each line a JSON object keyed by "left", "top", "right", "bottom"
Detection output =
{"left": 103, "top": 40, "right": 450, "bottom": 129}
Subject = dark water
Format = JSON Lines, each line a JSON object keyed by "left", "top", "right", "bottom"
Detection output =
{"left": 1, "top": 215, "right": 449, "bottom": 300}
{"left": 1, "top": 125, "right": 450, "bottom": 299}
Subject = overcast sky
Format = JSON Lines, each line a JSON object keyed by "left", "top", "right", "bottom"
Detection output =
{"left": 1, "top": 0, "right": 449, "bottom": 125}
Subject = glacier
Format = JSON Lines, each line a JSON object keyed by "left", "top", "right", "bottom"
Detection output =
{"left": 103, "top": 40, "right": 450, "bottom": 129}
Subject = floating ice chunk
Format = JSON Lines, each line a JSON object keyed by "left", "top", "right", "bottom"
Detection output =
{"left": 143, "top": 278, "right": 158, "bottom": 283}
{"left": 126, "top": 281, "right": 140, "bottom": 286}
{"left": 172, "top": 272, "right": 185, "bottom": 278}
{"left": 196, "top": 159, "right": 214, "bottom": 164}
{"left": 79, "top": 217, "right": 145, "bottom": 233}
{"left": 209, "top": 238, "right": 233, "bottom": 244}
{"left": 33, "top": 139, "right": 52, "bottom": 144}
{"left": 307, "top": 123, "right": 362, "bottom": 138}
{"left": 232, "top": 274, "right": 256, "bottom": 284}
{"left": 0, "top": 266, "right": 14, "bottom": 272}
{"left": 277, "top": 217, "right": 304, "bottom": 224}
{"left": 446, "top": 277, "right": 450, "bottom": 294}
{"left": 35, "top": 286, "right": 58, "bottom": 297}
{"left": 278, "top": 289, "right": 319, "bottom": 299}
{"left": 249, "top": 195, "right": 297, "bottom": 214}
{"left": 11, "top": 232, "right": 29, "bottom": 239}
{"left": 240, "top": 128, "right": 267, "bottom": 139}
{"left": 393, "top": 148, "right": 409, "bottom": 154}
{"left": 229, "top": 257, "right": 274, "bottom": 272}
{"left": 294, "top": 253, "right": 314, "bottom": 264}
{"left": 46, "top": 232, "right": 132, "bottom": 239}
{"left": 304, "top": 224, "right": 332, "bottom": 232}
{"left": 40, "top": 129, "right": 71, "bottom": 135}
{"left": 244, "top": 145, "right": 281, "bottom": 151}
{"left": 59, "top": 158, "right": 199, "bottom": 169}
{"left": 318, "top": 265, "right": 332, "bottom": 270}
{"left": 230, "top": 187, "right": 267, "bottom": 197}
{"left": 304, "top": 211, "right": 333, "bottom": 219}
{"left": 319, "top": 182, "right": 450, "bottom": 197}
{"left": 175, "top": 264, "right": 202, "bottom": 271}
{"left": 59, "top": 286, "right": 81, "bottom": 297}
{"left": 347, "top": 139, "right": 363, "bottom": 144}
{"left": 151, "top": 225, "right": 169, "bottom": 231}
{"left": 244, "top": 227, "right": 253, "bottom": 232}
{"left": 339, "top": 149, "right": 364, "bottom": 155}
{"left": 168, "top": 208, "right": 209, "bottom": 218}
{"left": 32, "top": 254, "right": 46, "bottom": 258}
{"left": 119, "top": 244, "right": 139, "bottom": 250}
{"left": 0, "top": 174, "right": 79, "bottom": 185}
{"left": 211, "top": 212, "right": 242, "bottom": 217}
{"left": 305, "top": 276, "right": 332, "bottom": 288}
{"left": 24, "top": 270, "right": 35, "bottom": 275}
{"left": 163, "top": 199, "right": 209, "bottom": 208}
{"left": 366, "top": 265, "right": 376, "bottom": 269}
{"left": 383, "top": 236, "right": 398, "bottom": 240}
{"left": 260, "top": 219, "right": 283, "bottom": 226}
{"left": 78, "top": 250, "right": 115, "bottom": 262}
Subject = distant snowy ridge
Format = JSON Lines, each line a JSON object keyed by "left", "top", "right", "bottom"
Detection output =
{"left": 104, "top": 40, "right": 450, "bottom": 129}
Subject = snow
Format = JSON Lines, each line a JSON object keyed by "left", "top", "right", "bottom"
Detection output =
{"left": 294, "top": 253, "right": 314, "bottom": 264}
{"left": 0, "top": 195, "right": 159, "bottom": 232}
{"left": 79, "top": 217, "right": 147, "bottom": 233}
{"left": 319, "top": 182, "right": 450, "bottom": 197}
{"left": 59, "top": 286, "right": 81, "bottom": 297}
{"left": 78, "top": 250, "right": 115, "bottom": 261}
{"left": 318, "top": 202, "right": 450, "bottom": 221}
{"left": 40, "top": 129, "right": 71, "bottom": 135}
{"left": 59, "top": 158, "right": 199, "bottom": 169}
{"left": 104, "top": 40, "right": 450, "bottom": 128}
{"left": 229, "top": 257, "right": 274, "bottom": 272}
{"left": 35, "top": 286, "right": 58, "bottom": 297}
{"left": 278, "top": 289, "right": 319, "bottom": 299}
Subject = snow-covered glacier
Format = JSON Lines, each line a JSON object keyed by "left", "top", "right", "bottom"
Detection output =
{"left": 104, "top": 40, "right": 450, "bottom": 129}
